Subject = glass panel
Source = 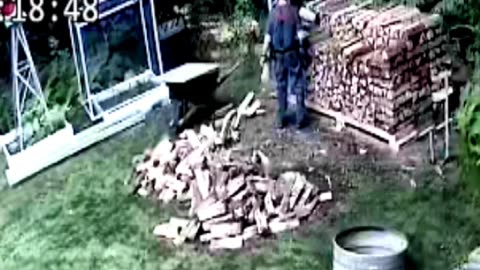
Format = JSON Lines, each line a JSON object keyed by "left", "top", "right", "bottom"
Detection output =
{"left": 71, "top": 26, "right": 88, "bottom": 105}
{"left": 80, "top": 3, "right": 149, "bottom": 94}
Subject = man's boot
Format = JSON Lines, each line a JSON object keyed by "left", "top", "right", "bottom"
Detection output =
{"left": 276, "top": 115, "right": 287, "bottom": 129}
{"left": 276, "top": 86, "right": 288, "bottom": 129}
{"left": 295, "top": 85, "right": 308, "bottom": 129}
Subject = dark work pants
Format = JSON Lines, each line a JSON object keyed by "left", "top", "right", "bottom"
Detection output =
{"left": 272, "top": 50, "right": 306, "bottom": 125}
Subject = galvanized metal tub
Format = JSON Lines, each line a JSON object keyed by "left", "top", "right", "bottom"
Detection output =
{"left": 333, "top": 226, "right": 408, "bottom": 270}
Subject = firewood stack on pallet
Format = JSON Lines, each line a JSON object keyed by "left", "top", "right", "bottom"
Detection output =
{"left": 305, "top": 0, "right": 350, "bottom": 30}
{"left": 132, "top": 106, "right": 332, "bottom": 250}
{"left": 307, "top": 4, "right": 451, "bottom": 142}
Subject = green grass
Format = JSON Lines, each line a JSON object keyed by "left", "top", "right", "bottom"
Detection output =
{"left": 1, "top": 61, "right": 480, "bottom": 269}
{"left": 1, "top": 127, "right": 479, "bottom": 270}
{"left": 0, "top": 119, "right": 333, "bottom": 270}
{"left": 342, "top": 181, "right": 480, "bottom": 269}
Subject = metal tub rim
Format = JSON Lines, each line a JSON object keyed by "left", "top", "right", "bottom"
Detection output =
{"left": 333, "top": 226, "right": 408, "bottom": 259}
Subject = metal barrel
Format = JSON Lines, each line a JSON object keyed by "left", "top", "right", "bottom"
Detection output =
{"left": 333, "top": 226, "right": 408, "bottom": 270}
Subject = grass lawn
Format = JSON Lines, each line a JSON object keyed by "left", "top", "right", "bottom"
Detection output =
{"left": 1, "top": 59, "right": 480, "bottom": 270}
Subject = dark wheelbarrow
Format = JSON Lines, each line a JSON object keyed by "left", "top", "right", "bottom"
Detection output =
{"left": 162, "top": 62, "right": 241, "bottom": 133}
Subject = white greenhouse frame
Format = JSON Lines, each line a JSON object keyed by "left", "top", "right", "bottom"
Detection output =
{"left": 69, "top": 0, "right": 168, "bottom": 122}
{"left": 2, "top": 0, "right": 221, "bottom": 186}
{"left": 2, "top": 0, "right": 170, "bottom": 186}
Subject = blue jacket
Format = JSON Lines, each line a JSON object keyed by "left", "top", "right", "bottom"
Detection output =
{"left": 267, "top": 4, "right": 301, "bottom": 52}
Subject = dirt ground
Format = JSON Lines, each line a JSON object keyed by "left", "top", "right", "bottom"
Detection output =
{"left": 230, "top": 96, "right": 456, "bottom": 190}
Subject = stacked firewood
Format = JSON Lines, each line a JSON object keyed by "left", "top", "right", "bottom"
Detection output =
{"left": 305, "top": 0, "right": 350, "bottom": 30}
{"left": 133, "top": 113, "right": 332, "bottom": 250}
{"left": 308, "top": 4, "right": 451, "bottom": 134}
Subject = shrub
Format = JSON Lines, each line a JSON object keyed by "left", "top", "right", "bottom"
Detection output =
{"left": 0, "top": 92, "right": 14, "bottom": 134}
{"left": 457, "top": 55, "right": 480, "bottom": 192}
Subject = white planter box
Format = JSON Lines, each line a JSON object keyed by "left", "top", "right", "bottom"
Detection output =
{"left": 0, "top": 130, "right": 16, "bottom": 148}
{"left": 5, "top": 113, "right": 145, "bottom": 186}
{"left": 102, "top": 83, "right": 169, "bottom": 123}
{"left": 2, "top": 123, "right": 75, "bottom": 169}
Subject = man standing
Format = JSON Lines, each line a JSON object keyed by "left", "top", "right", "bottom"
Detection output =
{"left": 260, "top": 0, "right": 307, "bottom": 129}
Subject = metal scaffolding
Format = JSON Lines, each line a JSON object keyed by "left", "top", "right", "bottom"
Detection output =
{"left": 10, "top": 23, "right": 48, "bottom": 150}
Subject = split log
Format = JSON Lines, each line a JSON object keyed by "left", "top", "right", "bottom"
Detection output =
{"left": 289, "top": 176, "right": 306, "bottom": 209}
{"left": 153, "top": 223, "right": 179, "bottom": 239}
{"left": 196, "top": 200, "right": 227, "bottom": 221}
{"left": 219, "top": 109, "right": 237, "bottom": 143}
{"left": 242, "top": 225, "right": 258, "bottom": 240}
{"left": 319, "top": 191, "right": 333, "bottom": 202}
{"left": 165, "top": 175, "right": 187, "bottom": 193}
{"left": 199, "top": 125, "right": 217, "bottom": 144}
{"left": 231, "top": 186, "right": 249, "bottom": 202}
{"left": 268, "top": 218, "right": 300, "bottom": 233}
{"left": 202, "top": 214, "right": 235, "bottom": 230}
{"left": 213, "top": 103, "right": 234, "bottom": 119}
{"left": 244, "top": 100, "right": 262, "bottom": 117}
{"left": 200, "top": 233, "right": 216, "bottom": 243}
{"left": 169, "top": 217, "right": 190, "bottom": 228}
{"left": 254, "top": 209, "right": 269, "bottom": 233}
{"left": 264, "top": 192, "right": 276, "bottom": 214}
{"left": 210, "top": 236, "right": 243, "bottom": 250}
{"left": 252, "top": 150, "right": 271, "bottom": 177}
{"left": 173, "top": 220, "right": 200, "bottom": 246}
{"left": 137, "top": 187, "right": 150, "bottom": 197}
{"left": 194, "top": 168, "right": 211, "bottom": 199}
{"left": 189, "top": 181, "right": 202, "bottom": 217}
{"left": 207, "top": 222, "right": 242, "bottom": 238}
{"left": 226, "top": 174, "right": 246, "bottom": 198}
{"left": 158, "top": 189, "right": 176, "bottom": 203}
{"left": 233, "top": 92, "right": 255, "bottom": 129}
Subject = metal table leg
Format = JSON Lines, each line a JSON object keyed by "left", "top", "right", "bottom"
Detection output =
{"left": 444, "top": 77, "right": 450, "bottom": 160}
{"left": 429, "top": 131, "right": 435, "bottom": 164}
{"left": 169, "top": 98, "right": 190, "bottom": 133}
{"left": 169, "top": 99, "right": 181, "bottom": 129}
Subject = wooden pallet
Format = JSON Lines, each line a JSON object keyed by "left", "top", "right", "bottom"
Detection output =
{"left": 306, "top": 100, "right": 433, "bottom": 152}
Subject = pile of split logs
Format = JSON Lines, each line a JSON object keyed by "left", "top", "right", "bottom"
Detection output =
{"left": 307, "top": 3, "right": 451, "bottom": 135}
{"left": 133, "top": 125, "right": 332, "bottom": 250}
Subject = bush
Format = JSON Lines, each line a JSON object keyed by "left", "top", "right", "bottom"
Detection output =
{"left": 457, "top": 55, "right": 480, "bottom": 191}
{"left": 457, "top": 88, "right": 480, "bottom": 166}
{"left": 233, "top": 0, "right": 257, "bottom": 20}
{"left": 0, "top": 91, "right": 14, "bottom": 134}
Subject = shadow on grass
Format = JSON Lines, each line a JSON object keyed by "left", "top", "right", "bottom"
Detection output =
{"left": 214, "top": 53, "right": 262, "bottom": 105}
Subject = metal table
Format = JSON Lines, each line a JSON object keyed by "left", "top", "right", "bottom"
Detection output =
{"left": 154, "top": 63, "right": 220, "bottom": 130}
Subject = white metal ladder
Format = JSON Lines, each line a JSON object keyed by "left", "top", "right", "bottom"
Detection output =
{"left": 428, "top": 71, "right": 453, "bottom": 163}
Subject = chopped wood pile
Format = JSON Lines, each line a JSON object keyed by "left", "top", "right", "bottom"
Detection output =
{"left": 133, "top": 124, "right": 332, "bottom": 250}
{"left": 307, "top": 4, "right": 451, "bottom": 135}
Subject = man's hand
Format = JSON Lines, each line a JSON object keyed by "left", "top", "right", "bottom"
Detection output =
{"left": 260, "top": 34, "right": 271, "bottom": 66}
{"left": 259, "top": 54, "right": 267, "bottom": 66}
